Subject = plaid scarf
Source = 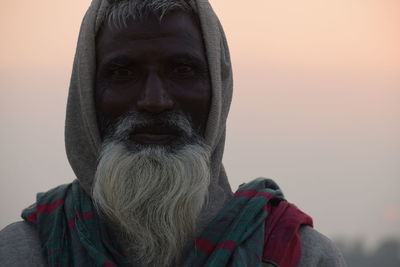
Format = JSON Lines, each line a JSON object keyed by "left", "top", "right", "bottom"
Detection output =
{"left": 22, "top": 178, "right": 311, "bottom": 267}
{"left": 22, "top": 180, "right": 128, "bottom": 267}
{"left": 185, "top": 178, "right": 285, "bottom": 267}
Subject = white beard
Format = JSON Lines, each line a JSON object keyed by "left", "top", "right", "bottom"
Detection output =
{"left": 92, "top": 113, "right": 211, "bottom": 267}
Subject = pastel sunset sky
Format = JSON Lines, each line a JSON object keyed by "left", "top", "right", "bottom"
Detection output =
{"left": 1, "top": 0, "right": 399, "bottom": 248}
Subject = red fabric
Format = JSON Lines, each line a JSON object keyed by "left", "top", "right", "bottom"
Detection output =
{"left": 263, "top": 202, "right": 313, "bottom": 267}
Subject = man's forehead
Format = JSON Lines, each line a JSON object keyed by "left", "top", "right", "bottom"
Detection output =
{"left": 97, "top": 11, "right": 203, "bottom": 45}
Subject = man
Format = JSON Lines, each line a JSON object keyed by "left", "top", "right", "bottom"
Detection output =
{"left": 0, "top": 0, "right": 346, "bottom": 266}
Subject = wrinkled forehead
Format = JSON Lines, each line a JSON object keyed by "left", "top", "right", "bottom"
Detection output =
{"left": 96, "top": 10, "right": 204, "bottom": 53}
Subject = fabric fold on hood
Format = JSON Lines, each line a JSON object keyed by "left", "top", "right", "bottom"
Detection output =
{"left": 65, "top": 0, "right": 234, "bottom": 228}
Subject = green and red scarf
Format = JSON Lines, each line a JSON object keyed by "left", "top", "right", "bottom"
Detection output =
{"left": 22, "top": 178, "right": 312, "bottom": 267}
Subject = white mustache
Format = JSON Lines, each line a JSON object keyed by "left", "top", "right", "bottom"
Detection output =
{"left": 109, "top": 110, "right": 194, "bottom": 142}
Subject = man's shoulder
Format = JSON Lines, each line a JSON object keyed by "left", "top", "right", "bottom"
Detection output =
{"left": 298, "top": 226, "right": 347, "bottom": 267}
{"left": 262, "top": 225, "right": 347, "bottom": 267}
{"left": 0, "top": 221, "right": 47, "bottom": 267}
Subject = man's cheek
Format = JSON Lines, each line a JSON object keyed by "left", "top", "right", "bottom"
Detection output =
{"left": 97, "top": 91, "right": 132, "bottom": 121}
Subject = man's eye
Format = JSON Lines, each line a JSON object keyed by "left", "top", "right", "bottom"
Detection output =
{"left": 173, "top": 65, "right": 194, "bottom": 75}
{"left": 111, "top": 69, "right": 134, "bottom": 80}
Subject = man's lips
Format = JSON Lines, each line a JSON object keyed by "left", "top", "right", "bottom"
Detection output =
{"left": 129, "top": 125, "right": 180, "bottom": 145}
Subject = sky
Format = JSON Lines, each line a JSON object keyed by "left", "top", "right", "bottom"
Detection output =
{"left": 1, "top": 0, "right": 399, "bottom": 249}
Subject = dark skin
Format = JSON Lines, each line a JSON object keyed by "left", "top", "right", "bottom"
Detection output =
{"left": 95, "top": 11, "right": 211, "bottom": 145}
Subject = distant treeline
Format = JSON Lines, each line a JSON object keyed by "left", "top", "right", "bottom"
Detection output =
{"left": 335, "top": 238, "right": 400, "bottom": 267}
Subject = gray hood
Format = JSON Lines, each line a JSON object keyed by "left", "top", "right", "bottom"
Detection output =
{"left": 65, "top": 0, "right": 234, "bottom": 225}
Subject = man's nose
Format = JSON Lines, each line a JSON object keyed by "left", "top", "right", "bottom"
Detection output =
{"left": 137, "top": 72, "right": 174, "bottom": 113}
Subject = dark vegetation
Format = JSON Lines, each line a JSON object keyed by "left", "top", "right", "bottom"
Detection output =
{"left": 336, "top": 239, "right": 400, "bottom": 267}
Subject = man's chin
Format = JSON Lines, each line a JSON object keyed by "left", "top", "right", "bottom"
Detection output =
{"left": 124, "top": 135, "right": 192, "bottom": 153}
{"left": 131, "top": 133, "right": 178, "bottom": 145}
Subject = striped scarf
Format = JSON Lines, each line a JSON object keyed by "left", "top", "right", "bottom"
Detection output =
{"left": 22, "top": 178, "right": 311, "bottom": 267}
{"left": 185, "top": 178, "right": 284, "bottom": 267}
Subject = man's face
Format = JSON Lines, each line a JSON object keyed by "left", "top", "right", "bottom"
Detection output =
{"left": 95, "top": 11, "right": 211, "bottom": 144}
{"left": 93, "top": 13, "right": 212, "bottom": 265}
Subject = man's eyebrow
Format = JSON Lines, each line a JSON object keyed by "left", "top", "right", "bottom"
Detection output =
{"left": 101, "top": 56, "right": 136, "bottom": 68}
{"left": 101, "top": 53, "right": 206, "bottom": 66}
{"left": 166, "top": 53, "right": 206, "bottom": 64}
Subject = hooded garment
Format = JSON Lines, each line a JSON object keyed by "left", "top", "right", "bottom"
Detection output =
{"left": 65, "top": 0, "right": 234, "bottom": 230}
